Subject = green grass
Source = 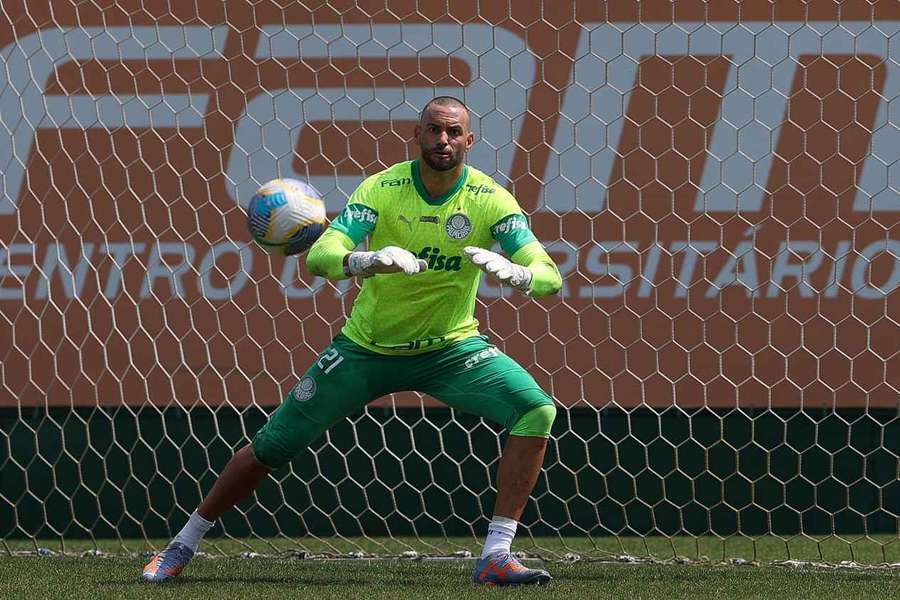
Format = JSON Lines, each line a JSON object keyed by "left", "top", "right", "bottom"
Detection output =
{"left": 1, "top": 554, "right": 899, "bottom": 600}
{"left": 5, "top": 535, "right": 900, "bottom": 564}
{"left": 2, "top": 537, "right": 899, "bottom": 599}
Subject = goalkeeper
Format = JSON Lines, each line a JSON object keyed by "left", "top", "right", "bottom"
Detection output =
{"left": 142, "top": 97, "right": 562, "bottom": 587}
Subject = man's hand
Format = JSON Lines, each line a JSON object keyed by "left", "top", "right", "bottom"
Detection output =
{"left": 346, "top": 246, "right": 428, "bottom": 277}
{"left": 464, "top": 246, "right": 533, "bottom": 294}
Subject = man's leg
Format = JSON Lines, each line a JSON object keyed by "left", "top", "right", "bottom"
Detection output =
{"left": 492, "top": 435, "right": 548, "bottom": 521}
{"left": 142, "top": 335, "right": 385, "bottom": 583}
{"left": 479, "top": 433, "right": 549, "bottom": 563}
{"left": 418, "top": 336, "right": 556, "bottom": 586}
{"left": 471, "top": 432, "right": 552, "bottom": 586}
{"left": 197, "top": 444, "right": 271, "bottom": 520}
{"left": 474, "top": 407, "right": 555, "bottom": 586}
{"left": 140, "top": 444, "right": 271, "bottom": 583}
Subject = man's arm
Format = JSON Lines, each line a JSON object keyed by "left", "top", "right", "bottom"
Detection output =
{"left": 305, "top": 202, "right": 427, "bottom": 280}
{"left": 306, "top": 197, "right": 378, "bottom": 280}
{"left": 466, "top": 189, "right": 563, "bottom": 296}
{"left": 306, "top": 228, "right": 355, "bottom": 280}
{"left": 464, "top": 241, "right": 561, "bottom": 297}
{"left": 509, "top": 241, "right": 562, "bottom": 297}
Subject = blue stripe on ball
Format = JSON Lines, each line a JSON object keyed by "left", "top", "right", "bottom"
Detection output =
{"left": 247, "top": 191, "right": 288, "bottom": 239}
{"left": 283, "top": 221, "right": 325, "bottom": 256}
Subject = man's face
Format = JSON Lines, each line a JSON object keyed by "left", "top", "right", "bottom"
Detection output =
{"left": 415, "top": 104, "right": 475, "bottom": 172}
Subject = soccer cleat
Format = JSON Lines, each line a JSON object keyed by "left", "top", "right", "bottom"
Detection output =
{"left": 141, "top": 541, "right": 194, "bottom": 583}
{"left": 472, "top": 551, "right": 552, "bottom": 587}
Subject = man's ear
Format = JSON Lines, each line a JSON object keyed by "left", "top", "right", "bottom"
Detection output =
{"left": 466, "top": 131, "right": 475, "bottom": 149}
{"left": 414, "top": 124, "right": 421, "bottom": 138}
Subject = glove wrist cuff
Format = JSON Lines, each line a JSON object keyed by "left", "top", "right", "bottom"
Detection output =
{"left": 515, "top": 266, "right": 534, "bottom": 294}
{"left": 346, "top": 251, "right": 371, "bottom": 277}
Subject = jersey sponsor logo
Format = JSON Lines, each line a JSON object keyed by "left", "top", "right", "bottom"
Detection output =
{"left": 398, "top": 214, "right": 414, "bottom": 231}
{"left": 445, "top": 213, "right": 472, "bottom": 240}
{"left": 465, "top": 183, "right": 495, "bottom": 195}
{"left": 291, "top": 376, "right": 317, "bottom": 402}
{"left": 380, "top": 177, "right": 412, "bottom": 188}
{"left": 420, "top": 216, "right": 440, "bottom": 225}
{"left": 345, "top": 205, "right": 378, "bottom": 225}
{"left": 416, "top": 247, "right": 463, "bottom": 272}
{"left": 464, "top": 346, "right": 501, "bottom": 369}
{"left": 490, "top": 214, "right": 529, "bottom": 237}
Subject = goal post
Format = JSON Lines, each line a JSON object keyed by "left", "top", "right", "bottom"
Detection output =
{"left": 1, "top": 2, "right": 898, "bottom": 562}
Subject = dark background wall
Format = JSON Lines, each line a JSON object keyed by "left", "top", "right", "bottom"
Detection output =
{"left": 2, "top": 406, "right": 897, "bottom": 540}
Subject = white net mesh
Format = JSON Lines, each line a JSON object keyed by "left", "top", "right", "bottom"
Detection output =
{"left": 1, "top": 2, "right": 898, "bottom": 562}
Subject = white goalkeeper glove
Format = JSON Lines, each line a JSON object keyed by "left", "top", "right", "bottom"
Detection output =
{"left": 345, "top": 246, "right": 428, "bottom": 277}
{"left": 464, "top": 246, "right": 533, "bottom": 294}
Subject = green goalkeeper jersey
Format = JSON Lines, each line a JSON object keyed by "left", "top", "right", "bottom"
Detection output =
{"left": 306, "top": 159, "right": 559, "bottom": 355}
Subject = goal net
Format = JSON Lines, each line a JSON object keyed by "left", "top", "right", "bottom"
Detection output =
{"left": 1, "top": 2, "right": 898, "bottom": 563}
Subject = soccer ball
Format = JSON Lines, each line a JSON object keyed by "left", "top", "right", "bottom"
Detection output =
{"left": 246, "top": 178, "right": 327, "bottom": 256}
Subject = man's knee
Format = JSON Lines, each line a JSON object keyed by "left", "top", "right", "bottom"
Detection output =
{"left": 251, "top": 426, "right": 294, "bottom": 471}
{"left": 251, "top": 404, "right": 325, "bottom": 470}
{"left": 246, "top": 436, "right": 278, "bottom": 471}
{"left": 509, "top": 404, "right": 556, "bottom": 438}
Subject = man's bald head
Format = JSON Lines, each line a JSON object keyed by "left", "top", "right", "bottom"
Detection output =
{"left": 418, "top": 96, "right": 469, "bottom": 125}
{"left": 415, "top": 96, "right": 475, "bottom": 172}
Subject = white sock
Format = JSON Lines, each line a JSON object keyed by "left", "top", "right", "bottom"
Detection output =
{"left": 481, "top": 516, "right": 518, "bottom": 558}
{"left": 172, "top": 510, "right": 215, "bottom": 552}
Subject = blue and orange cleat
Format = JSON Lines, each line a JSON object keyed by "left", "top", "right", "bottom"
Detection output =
{"left": 141, "top": 541, "right": 194, "bottom": 583}
{"left": 472, "top": 551, "right": 552, "bottom": 587}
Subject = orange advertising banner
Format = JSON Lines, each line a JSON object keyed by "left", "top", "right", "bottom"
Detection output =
{"left": 1, "top": 2, "right": 898, "bottom": 409}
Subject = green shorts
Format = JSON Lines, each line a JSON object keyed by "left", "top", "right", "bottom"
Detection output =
{"left": 251, "top": 334, "right": 554, "bottom": 469}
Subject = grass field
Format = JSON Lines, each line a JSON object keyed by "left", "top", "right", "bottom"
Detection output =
{"left": 2, "top": 537, "right": 898, "bottom": 599}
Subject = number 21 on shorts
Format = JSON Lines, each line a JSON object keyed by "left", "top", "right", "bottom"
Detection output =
{"left": 316, "top": 347, "right": 344, "bottom": 374}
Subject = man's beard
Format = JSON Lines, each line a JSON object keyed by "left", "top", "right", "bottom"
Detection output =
{"left": 420, "top": 144, "right": 463, "bottom": 172}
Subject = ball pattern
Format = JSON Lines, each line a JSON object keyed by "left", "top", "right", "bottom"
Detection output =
{"left": 247, "top": 179, "right": 326, "bottom": 255}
